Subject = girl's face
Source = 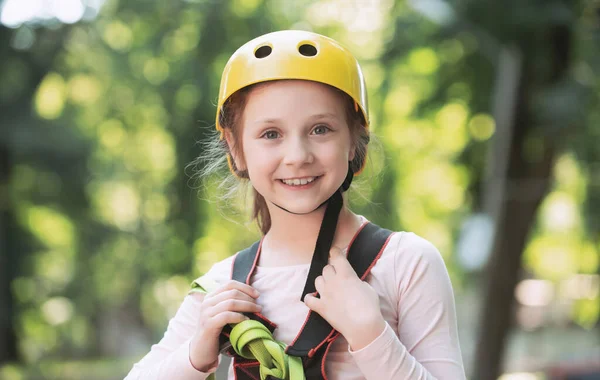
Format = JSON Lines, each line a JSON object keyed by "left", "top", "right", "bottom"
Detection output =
{"left": 234, "top": 80, "right": 355, "bottom": 214}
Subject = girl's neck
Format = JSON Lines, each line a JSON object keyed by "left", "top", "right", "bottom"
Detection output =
{"left": 259, "top": 202, "right": 363, "bottom": 267}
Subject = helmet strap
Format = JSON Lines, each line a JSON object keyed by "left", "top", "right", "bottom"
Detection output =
{"left": 263, "top": 164, "right": 355, "bottom": 301}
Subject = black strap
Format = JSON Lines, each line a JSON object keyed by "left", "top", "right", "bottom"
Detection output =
{"left": 228, "top": 222, "right": 393, "bottom": 379}
{"left": 220, "top": 241, "right": 277, "bottom": 357}
{"left": 287, "top": 222, "right": 392, "bottom": 356}
{"left": 346, "top": 223, "right": 393, "bottom": 280}
{"left": 300, "top": 190, "right": 343, "bottom": 301}
{"left": 232, "top": 241, "right": 260, "bottom": 284}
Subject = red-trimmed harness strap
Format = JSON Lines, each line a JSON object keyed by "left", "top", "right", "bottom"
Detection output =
{"left": 220, "top": 222, "right": 394, "bottom": 380}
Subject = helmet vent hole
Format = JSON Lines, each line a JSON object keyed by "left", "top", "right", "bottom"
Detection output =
{"left": 298, "top": 44, "right": 317, "bottom": 57}
{"left": 255, "top": 45, "right": 272, "bottom": 59}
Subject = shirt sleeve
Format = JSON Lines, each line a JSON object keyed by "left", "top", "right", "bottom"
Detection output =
{"left": 124, "top": 256, "right": 235, "bottom": 380}
{"left": 123, "top": 293, "right": 217, "bottom": 380}
{"left": 348, "top": 233, "right": 466, "bottom": 380}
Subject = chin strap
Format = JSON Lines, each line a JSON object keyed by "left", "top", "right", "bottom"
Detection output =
{"left": 266, "top": 163, "right": 354, "bottom": 302}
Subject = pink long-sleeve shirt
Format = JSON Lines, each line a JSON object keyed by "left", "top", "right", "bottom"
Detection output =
{"left": 125, "top": 226, "right": 466, "bottom": 380}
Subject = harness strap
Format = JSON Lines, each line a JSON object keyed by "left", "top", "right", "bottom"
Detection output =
{"left": 286, "top": 222, "right": 393, "bottom": 357}
{"left": 300, "top": 190, "right": 343, "bottom": 301}
{"left": 232, "top": 240, "right": 261, "bottom": 284}
{"left": 190, "top": 222, "right": 394, "bottom": 379}
{"left": 191, "top": 277, "right": 305, "bottom": 380}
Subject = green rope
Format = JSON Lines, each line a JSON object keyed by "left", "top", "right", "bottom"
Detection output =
{"left": 191, "top": 277, "right": 305, "bottom": 380}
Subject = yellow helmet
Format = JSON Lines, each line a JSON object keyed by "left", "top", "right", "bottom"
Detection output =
{"left": 215, "top": 30, "right": 369, "bottom": 134}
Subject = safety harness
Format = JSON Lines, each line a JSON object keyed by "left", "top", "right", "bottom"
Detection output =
{"left": 191, "top": 222, "right": 394, "bottom": 379}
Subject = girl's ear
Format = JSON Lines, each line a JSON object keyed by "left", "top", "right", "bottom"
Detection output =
{"left": 224, "top": 130, "right": 246, "bottom": 171}
{"left": 349, "top": 143, "right": 356, "bottom": 162}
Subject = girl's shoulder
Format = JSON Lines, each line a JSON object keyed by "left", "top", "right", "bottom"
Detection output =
{"left": 385, "top": 230, "right": 444, "bottom": 261}
{"left": 357, "top": 216, "right": 443, "bottom": 263}
{"left": 375, "top": 229, "right": 448, "bottom": 276}
{"left": 193, "top": 254, "right": 236, "bottom": 287}
{"left": 375, "top": 229, "right": 451, "bottom": 292}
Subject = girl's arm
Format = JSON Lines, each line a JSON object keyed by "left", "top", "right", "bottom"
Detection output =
{"left": 124, "top": 292, "right": 219, "bottom": 380}
{"left": 348, "top": 233, "right": 467, "bottom": 380}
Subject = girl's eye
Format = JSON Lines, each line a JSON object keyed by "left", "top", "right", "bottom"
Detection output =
{"left": 312, "top": 125, "right": 331, "bottom": 135}
{"left": 262, "top": 130, "right": 280, "bottom": 140}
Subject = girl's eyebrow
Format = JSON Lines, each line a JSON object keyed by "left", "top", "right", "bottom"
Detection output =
{"left": 252, "top": 118, "right": 280, "bottom": 125}
{"left": 310, "top": 112, "right": 338, "bottom": 119}
{"left": 252, "top": 113, "right": 339, "bottom": 125}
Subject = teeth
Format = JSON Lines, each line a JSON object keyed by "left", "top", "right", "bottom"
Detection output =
{"left": 282, "top": 177, "right": 316, "bottom": 186}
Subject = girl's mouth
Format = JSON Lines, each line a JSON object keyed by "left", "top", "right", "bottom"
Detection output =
{"left": 278, "top": 176, "right": 322, "bottom": 188}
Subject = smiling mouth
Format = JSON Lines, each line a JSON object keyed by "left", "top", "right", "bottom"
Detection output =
{"left": 279, "top": 176, "right": 321, "bottom": 186}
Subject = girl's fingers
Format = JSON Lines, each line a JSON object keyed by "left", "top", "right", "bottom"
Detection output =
{"left": 204, "top": 280, "right": 259, "bottom": 302}
{"left": 203, "top": 288, "right": 257, "bottom": 308}
{"left": 322, "top": 264, "right": 336, "bottom": 280}
{"left": 328, "top": 248, "right": 353, "bottom": 276}
{"left": 315, "top": 275, "right": 325, "bottom": 294}
{"left": 206, "top": 298, "right": 262, "bottom": 318}
{"left": 206, "top": 311, "right": 249, "bottom": 330}
{"left": 304, "top": 293, "right": 323, "bottom": 314}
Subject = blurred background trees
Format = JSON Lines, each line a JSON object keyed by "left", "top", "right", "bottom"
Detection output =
{"left": 0, "top": 0, "right": 598, "bottom": 379}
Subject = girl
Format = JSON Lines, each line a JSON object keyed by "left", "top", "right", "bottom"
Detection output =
{"left": 125, "top": 30, "right": 466, "bottom": 380}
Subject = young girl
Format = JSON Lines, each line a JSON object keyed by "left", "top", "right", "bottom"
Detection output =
{"left": 125, "top": 30, "right": 466, "bottom": 380}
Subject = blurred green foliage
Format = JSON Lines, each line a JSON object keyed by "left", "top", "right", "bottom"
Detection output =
{"left": 0, "top": 0, "right": 599, "bottom": 378}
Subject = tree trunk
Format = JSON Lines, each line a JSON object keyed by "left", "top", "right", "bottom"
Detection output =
{"left": 472, "top": 21, "right": 573, "bottom": 379}
{"left": 0, "top": 23, "right": 69, "bottom": 364}
{"left": 0, "top": 145, "right": 19, "bottom": 364}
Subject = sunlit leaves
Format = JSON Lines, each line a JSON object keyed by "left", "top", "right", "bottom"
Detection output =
{"left": 572, "top": 297, "right": 600, "bottom": 329}
{"left": 408, "top": 47, "right": 440, "bottom": 75}
{"left": 97, "top": 119, "right": 126, "bottom": 153}
{"left": 111, "top": 85, "right": 136, "bottom": 112}
{"left": 143, "top": 58, "right": 170, "bottom": 85}
{"left": 41, "top": 297, "right": 74, "bottom": 326}
{"left": 438, "top": 39, "right": 466, "bottom": 64}
{"left": 35, "top": 250, "right": 75, "bottom": 290}
{"left": 525, "top": 236, "right": 580, "bottom": 281}
{"left": 90, "top": 181, "right": 140, "bottom": 230}
{"left": 150, "top": 276, "right": 189, "bottom": 321}
{"left": 101, "top": 20, "right": 133, "bottom": 52}
{"left": 304, "top": 0, "right": 392, "bottom": 60}
{"left": 19, "top": 309, "right": 57, "bottom": 362}
{"left": 229, "top": 0, "right": 262, "bottom": 18}
{"left": 143, "top": 193, "right": 170, "bottom": 223}
{"left": 540, "top": 191, "right": 581, "bottom": 232}
{"left": 0, "top": 364, "right": 23, "bottom": 380}
{"left": 162, "top": 24, "right": 201, "bottom": 59}
{"left": 67, "top": 74, "right": 103, "bottom": 105}
{"left": 434, "top": 102, "right": 469, "bottom": 156}
{"left": 23, "top": 206, "right": 74, "bottom": 248}
{"left": 125, "top": 127, "right": 176, "bottom": 176}
{"left": 553, "top": 153, "right": 587, "bottom": 201}
{"left": 579, "top": 242, "right": 600, "bottom": 275}
{"left": 384, "top": 85, "right": 418, "bottom": 118}
{"left": 34, "top": 73, "right": 66, "bottom": 119}
{"left": 468, "top": 113, "right": 495, "bottom": 141}
{"left": 174, "top": 84, "right": 202, "bottom": 112}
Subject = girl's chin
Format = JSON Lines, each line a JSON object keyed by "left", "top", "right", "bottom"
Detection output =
{"left": 269, "top": 197, "right": 328, "bottom": 215}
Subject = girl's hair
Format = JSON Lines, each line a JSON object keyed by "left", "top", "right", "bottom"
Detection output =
{"left": 193, "top": 81, "right": 370, "bottom": 235}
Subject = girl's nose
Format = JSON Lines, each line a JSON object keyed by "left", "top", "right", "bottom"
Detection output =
{"left": 282, "top": 137, "right": 314, "bottom": 166}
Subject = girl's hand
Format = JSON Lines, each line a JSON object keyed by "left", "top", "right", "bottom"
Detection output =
{"left": 190, "top": 280, "right": 262, "bottom": 371}
{"left": 304, "top": 247, "right": 386, "bottom": 351}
